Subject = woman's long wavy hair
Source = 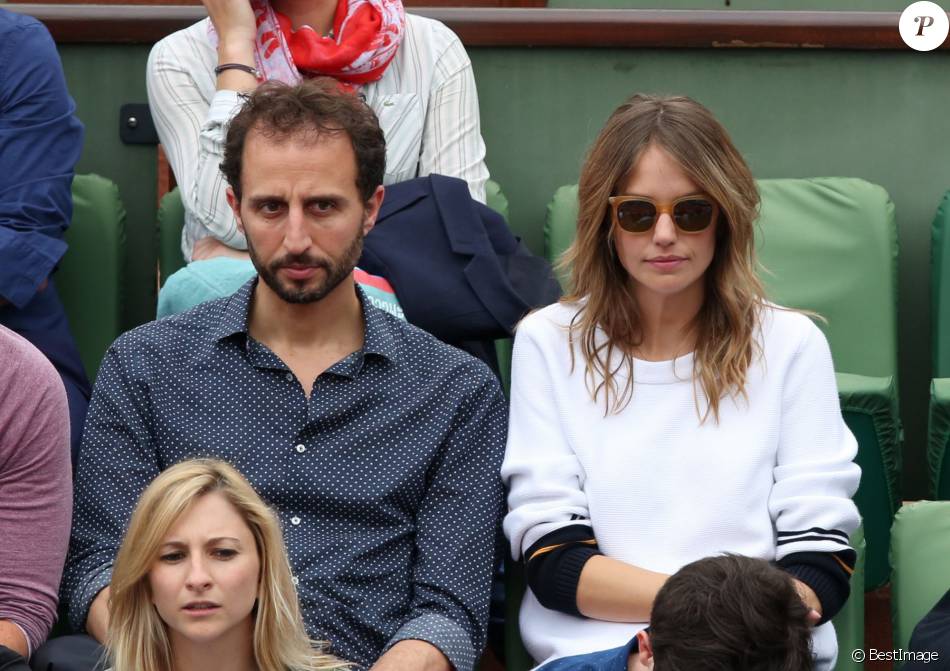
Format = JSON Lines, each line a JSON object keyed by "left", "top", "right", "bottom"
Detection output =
{"left": 562, "top": 94, "right": 766, "bottom": 421}
{"left": 108, "top": 459, "right": 345, "bottom": 671}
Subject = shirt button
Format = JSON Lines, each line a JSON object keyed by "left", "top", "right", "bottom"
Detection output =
{"left": 292, "top": 576, "right": 299, "bottom": 586}
{"left": 291, "top": 516, "right": 301, "bottom": 526}
{"left": 285, "top": 372, "right": 293, "bottom": 381}
{"left": 295, "top": 444, "right": 306, "bottom": 453}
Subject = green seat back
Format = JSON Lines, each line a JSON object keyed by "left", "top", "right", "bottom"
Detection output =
{"left": 928, "top": 191, "right": 950, "bottom": 498}
{"left": 890, "top": 501, "right": 950, "bottom": 652}
{"left": 157, "top": 179, "right": 512, "bottom": 288}
{"left": 931, "top": 190, "right": 950, "bottom": 378}
{"left": 58, "top": 173, "right": 126, "bottom": 379}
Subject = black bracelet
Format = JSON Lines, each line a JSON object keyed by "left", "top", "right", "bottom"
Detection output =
{"left": 214, "top": 63, "right": 261, "bottom": 79}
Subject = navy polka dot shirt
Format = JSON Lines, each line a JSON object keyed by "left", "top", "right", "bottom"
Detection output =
{"left": 63, "top": 279, "right": 508, "bottom": 670}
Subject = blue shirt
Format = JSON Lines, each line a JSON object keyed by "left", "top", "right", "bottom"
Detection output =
{"left": 0, "top": 9, "right": 83, "bottom": 309}
{"left": 63, "top": 280, "right": 508, "bottom": 670}
{"left": 538, "top": 637, "right": 639, "bottom": 671}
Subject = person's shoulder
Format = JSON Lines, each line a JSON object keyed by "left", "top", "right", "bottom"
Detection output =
{"left": 380, "top": 311, "right": 499, "bottom": 392}
{"left": 516, "top": 301, "right": 581, "bottom": 344}
{"left": 0, "top": 8, "right": 56, "bottom": 58}
{"left": 0, "top": 7, "right": 44, "bottom": 35}
{"left": 758, "top": 302, "right": 829, "bottom": 355}
{"left": 149, "top": 17, "right": 214, "bottom": 63}
{"left": 0, "top": 325, "right": 60, "bottom": 391}
{"left": 403, "top": 13, "right": 465, "bottom": 59}
{"left": 108, "top": 293, "right": 234, "bottom": 362}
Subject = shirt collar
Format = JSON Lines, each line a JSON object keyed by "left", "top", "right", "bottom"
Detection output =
{"left": 211, "top": 276, "right": 400, "bottom": 364}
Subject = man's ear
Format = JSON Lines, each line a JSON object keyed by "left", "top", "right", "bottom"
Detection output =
{"left": 362, "top": 185, "right": 385, "bottom": 236}
{"left": 635, "top": 629, "right": 655, "bottom": 670}
{"left": 226, "top": 186, "right": 244, "bottom": 235}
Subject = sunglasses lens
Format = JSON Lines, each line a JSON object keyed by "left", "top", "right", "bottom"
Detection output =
{"left": 616, "top": 200, "right": 657, "bottom": 233}
{"left": 673, "top": 199, "right": 715, "bottom": 232}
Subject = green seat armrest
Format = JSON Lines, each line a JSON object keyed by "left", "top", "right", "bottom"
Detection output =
{"left": 157, "top": 187, "right": 186, "bottom": 287}
{"left": 485, "top": 179, "right": 509, "bottom": 223}
{"left": 836, "top": 373, "right": 901, "bottom": 590}
{"left": 832, "top": 525, "right": 866, "bottom": 671}
{"left": 59, "top": 173, "right": 127, "bottom": 379}
{"left": 890, "top": 501, "right": 950, "bottom": 652}
{"left": 928, "top": 379, "right": 950, "bottom": 498}
{"left": 931, "top": 191, "right": 950, "bottom": 377}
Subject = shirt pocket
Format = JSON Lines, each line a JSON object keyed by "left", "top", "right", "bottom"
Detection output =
{"left": 373, "top": 93, "right": 423, "bottom": 184}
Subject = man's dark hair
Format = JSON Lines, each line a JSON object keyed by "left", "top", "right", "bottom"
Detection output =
{"left": 650, "top": 555, "right": 814, "bottom": 671}
{"left": 221, "top": 78, "right": 386, "bottom": 203}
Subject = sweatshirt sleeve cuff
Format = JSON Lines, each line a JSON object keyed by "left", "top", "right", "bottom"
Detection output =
{"left": 778, "top": 550, "right": 855, "bottom": 624}
{"left": 525, "top": 524, "right": 602, "bottom": 617}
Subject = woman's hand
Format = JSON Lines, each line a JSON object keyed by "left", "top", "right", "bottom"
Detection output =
{"left": 203, "top": 0, "right": 257, "bottom": 51}
{"left": 793, "top": 579, "right": 823, "bottom": 626}
{"left": 191, "top": 236, "right": 251, "bottom": 261}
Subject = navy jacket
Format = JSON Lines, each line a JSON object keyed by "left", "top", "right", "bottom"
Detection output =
{"left": 360, "top": 174, "right": 561, "bottom": 349}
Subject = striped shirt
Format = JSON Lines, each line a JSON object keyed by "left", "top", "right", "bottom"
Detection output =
{"left": 147, "top": 13, "right": 489, "bottom": 261}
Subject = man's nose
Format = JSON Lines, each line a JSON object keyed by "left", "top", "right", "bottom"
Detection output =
{"left": 283, "top": 206, "right": 311, "bottom": 254}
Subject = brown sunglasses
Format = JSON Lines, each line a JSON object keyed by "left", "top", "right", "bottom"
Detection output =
{"left": 608, "top": 195, "right": 719, "bottom": 234}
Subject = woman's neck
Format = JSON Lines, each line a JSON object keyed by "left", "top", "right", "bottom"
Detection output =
{"left": 170, "top": 620, "right": 256, "bottom": 671}
{"left": 271, "top": 0, "right": 338, "bottom": 34}
{"left": 631, "top": 283, "right": 704, "bottom": 362}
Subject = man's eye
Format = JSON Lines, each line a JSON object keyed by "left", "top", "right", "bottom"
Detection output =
{"left": 259, "top": 201, "right": 283, "bottom": 214}
{"left": 312, "top": 200, "right": 335, "bottom": 213}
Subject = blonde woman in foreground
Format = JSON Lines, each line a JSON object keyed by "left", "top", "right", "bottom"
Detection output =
{"left": 501, "top": 94, "right": 861, "bottom": 671}
{"left": 108, "top": 459, "right": 344, "bottom": 671}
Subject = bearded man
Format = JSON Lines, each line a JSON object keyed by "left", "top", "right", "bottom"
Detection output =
{"left": 56, "top": 79, "right": 506, "bottom": 671}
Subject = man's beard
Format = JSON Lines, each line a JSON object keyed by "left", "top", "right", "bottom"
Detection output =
{"left": 248, "top": 229, "right": 364, "bottom": 305}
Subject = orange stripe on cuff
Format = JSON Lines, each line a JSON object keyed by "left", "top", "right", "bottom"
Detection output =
{"left": 526, "top": 539, "right": 598, "bottom": 563}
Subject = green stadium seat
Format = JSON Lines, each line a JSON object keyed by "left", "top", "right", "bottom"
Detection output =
{"left": 890, "top": 501, "right": 950, "bottom": 652}
{"left": 928, "top": 191, "right": 950, "bottom": 498}
{"left": 57, "top": 173, "right": 126, "bottom": 379}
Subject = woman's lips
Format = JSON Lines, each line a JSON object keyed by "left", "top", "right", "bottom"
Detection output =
{"left": 182, "top": 602, "right": 221, "bottom": 616}
{"left": 646, "top": 256, "right": 686, "bottom": 271}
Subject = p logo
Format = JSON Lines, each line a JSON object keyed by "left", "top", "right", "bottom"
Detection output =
{"left": 900, "top": 1, "right": 949, "bottom": 51}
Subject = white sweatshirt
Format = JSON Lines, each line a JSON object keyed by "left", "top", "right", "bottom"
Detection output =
{"left": 502, "top": 301, "right": 861, "bottom": 669}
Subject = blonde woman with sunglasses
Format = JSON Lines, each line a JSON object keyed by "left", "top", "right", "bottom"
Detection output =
{"left": 501, "top": 94, "right": 860, "bottom": 671}
{"left": 107, "top": 459, "right": 345, "bottom": 671}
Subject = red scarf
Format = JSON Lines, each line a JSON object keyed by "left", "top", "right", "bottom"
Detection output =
{"left": 209, "top": 0, "right": 405, "bottom": 88}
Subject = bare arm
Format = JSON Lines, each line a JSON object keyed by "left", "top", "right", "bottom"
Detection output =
{"left": 576, "top": 555, "right": 669, "bottom": 623}
{"left": 0, "top": 621, "right": 28, "bottom": 658}
{"left": 370, "top": 640, "right": 452, "bottom": 671}
{"left": 85, "top": 587, "right": 110, "bottom": 644}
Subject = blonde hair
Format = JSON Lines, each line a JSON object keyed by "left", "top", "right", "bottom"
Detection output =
{"left": 108, "top": 459, "right": 345, "bottom": 671}
{"left": 562, "top": 93, "right": 765, "bottom": 421}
